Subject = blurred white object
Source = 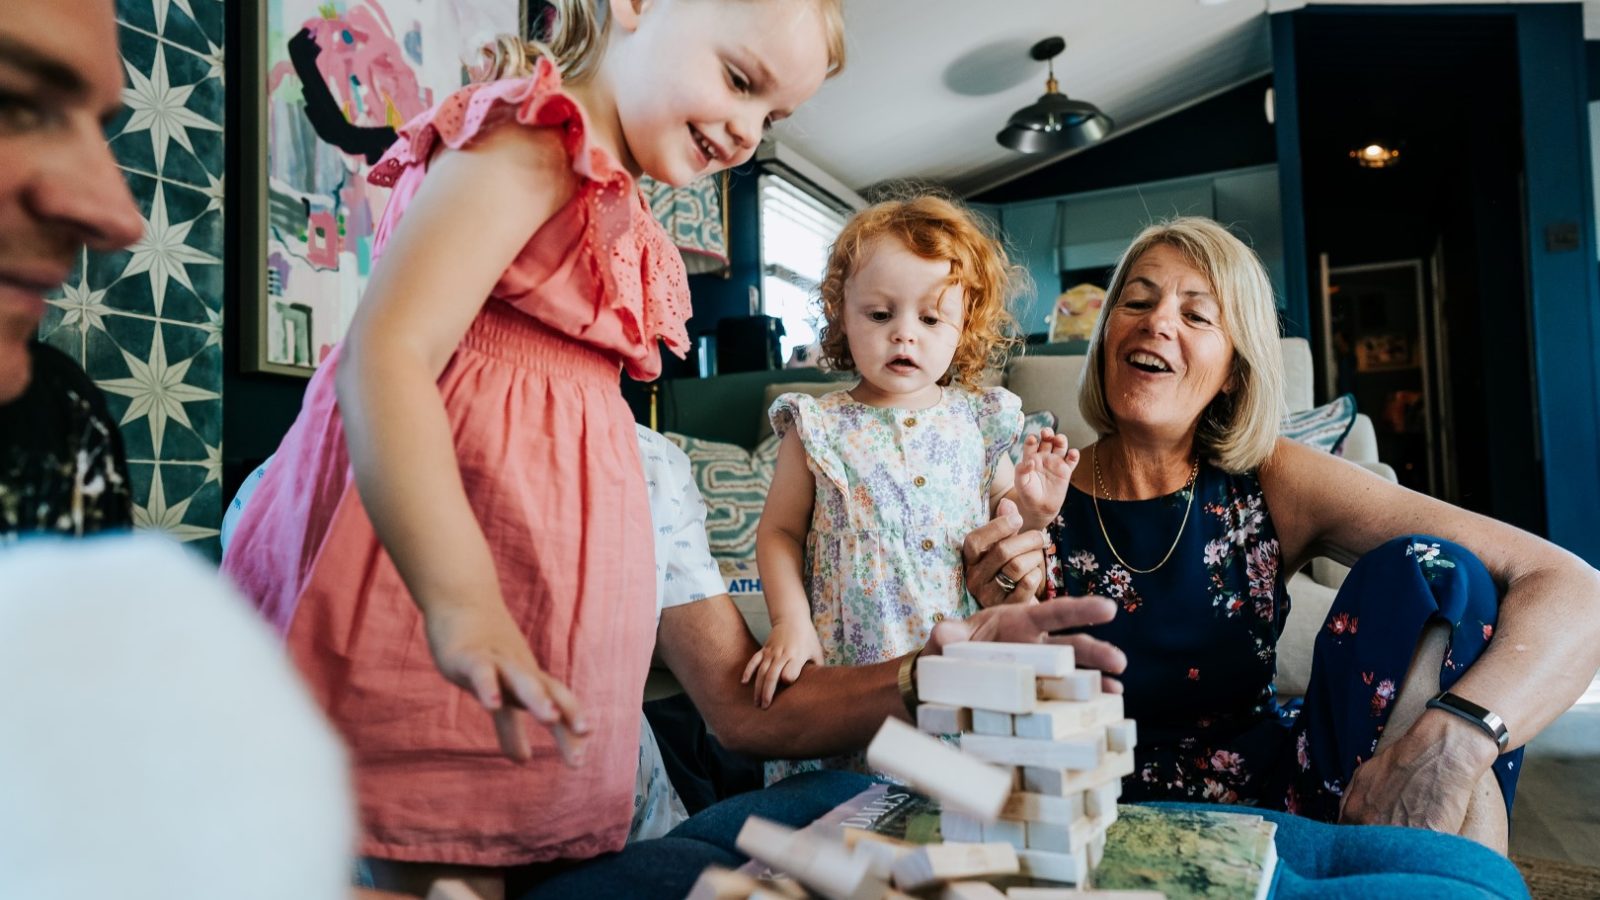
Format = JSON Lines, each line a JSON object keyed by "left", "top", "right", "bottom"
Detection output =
{"left": 0, "top": 535, "right": 354, "bottom": 900}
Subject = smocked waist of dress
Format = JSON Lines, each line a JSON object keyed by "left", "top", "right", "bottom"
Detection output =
{"left": 457, "top": 298, "right": 623, "bottom": 382}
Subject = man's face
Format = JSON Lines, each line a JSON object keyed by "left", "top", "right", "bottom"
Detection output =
{"left": 0, "top": 0, "right": 143, "bottom": 404}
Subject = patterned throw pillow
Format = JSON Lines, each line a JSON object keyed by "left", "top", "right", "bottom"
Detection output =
{"left": 1009, "top": 410, "right": 1061, "bottom": 464}
{"left": 663, "top": 432, "right": 781, "bottom": 562}
{"left": 1281, "top": 393, "right": 1358, "bottom": 454}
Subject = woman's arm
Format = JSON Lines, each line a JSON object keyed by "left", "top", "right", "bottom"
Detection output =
{"left": 746, "top": 430, "right": 823, "bottom": 706}
{"left": 337, "top": 126, "right": 581, "bottom": 761}
{"left": 1264, "top": 436, "right": 1600, "bottom": 759}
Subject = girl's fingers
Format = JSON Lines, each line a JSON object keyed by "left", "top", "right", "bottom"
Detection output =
{"left": 504, "top": 667, "right": 558, "bottom": 724}
{"left": 741, "top": 650, "right": 766, "bottom": 684}
{"left": 551, "top": 722, "right": 587, "bottom": 767}
{"left": 539, "top": 672, "right": 588, "bottom": 734}
{"left": 492, "top": 706, "right": 533, "bottom": 762}
{"left": 466, "top": 662, "right": 502, "bottom": 711}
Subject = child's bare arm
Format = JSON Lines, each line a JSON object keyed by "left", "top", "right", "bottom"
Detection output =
{"left": 337, "top": 125, "right": 581, "bottom": 763}
{"left": 747, "top": 429, "right": 823, "bottom": 707}
{"left": 1000, "top": 429, "right": 1079, "bottom": 531}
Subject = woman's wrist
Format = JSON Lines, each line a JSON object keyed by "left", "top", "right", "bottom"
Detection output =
{"left": 1410, "top": 706, "right": 1502, "bottom": 775}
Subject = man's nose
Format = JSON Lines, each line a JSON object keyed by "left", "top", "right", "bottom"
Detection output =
{"left": 28, "top": 123, "right": 145, "bottom": 253}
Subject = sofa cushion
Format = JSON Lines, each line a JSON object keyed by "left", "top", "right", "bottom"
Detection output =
{"left": 663, "top": 432, "right": 780, "bottom": 562}
{"left": 1282, "top": 393, "right": 1358, "bottom": 454}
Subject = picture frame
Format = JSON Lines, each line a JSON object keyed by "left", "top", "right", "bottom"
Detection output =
{"left": 240, "top": 0, "right": 530, "bottom": 376}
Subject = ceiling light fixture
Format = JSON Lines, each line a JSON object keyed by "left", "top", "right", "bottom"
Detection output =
{"left": 1350, "top": 142, "right": 1401, "bottom": 169}
{"left": 996, "top": 37, "right": 1113, "bottom": 154}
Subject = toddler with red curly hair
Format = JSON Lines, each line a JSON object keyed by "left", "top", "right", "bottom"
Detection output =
{"left": 745, "top": 195, "right": 1080, "bottom": 777}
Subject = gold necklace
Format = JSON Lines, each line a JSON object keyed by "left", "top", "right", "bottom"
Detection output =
{"left": 1090, "top": 443, "right": 1200, "bottom": 575}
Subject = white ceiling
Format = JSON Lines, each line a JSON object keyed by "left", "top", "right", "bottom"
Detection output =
{"left": 773, "top": 0, "right": 1593, "bottom": 197}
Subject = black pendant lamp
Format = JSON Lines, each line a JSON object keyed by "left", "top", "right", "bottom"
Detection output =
{"left": 996, "top": 37, "right": 1112, "bottom": 153}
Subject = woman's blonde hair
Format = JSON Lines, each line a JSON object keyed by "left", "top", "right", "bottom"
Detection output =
{"left": 1078, "top": 217, "right": 1285, "bottom": 473}
{"left": 817, "top": 194, "right": 1025, "bottom": 389}
{"left": 475, "top": 0, "right": 846, "bottom": 84}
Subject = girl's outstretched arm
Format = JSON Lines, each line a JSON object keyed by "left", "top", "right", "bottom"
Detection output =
{"left": 746, "top": 428, "right": 823, "bottom": 707}
{"left": 336, "top": 124, "right": 582, "bottom": 764}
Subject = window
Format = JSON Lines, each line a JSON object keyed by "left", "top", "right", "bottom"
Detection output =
{"left": 759, "top": 173, "right": 848, "bottom": 364}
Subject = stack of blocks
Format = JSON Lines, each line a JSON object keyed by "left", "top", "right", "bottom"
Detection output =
{"left": 881, "top": 642, "right": 1138, "bottom": 889}
{"left": 688, "top": 642, "right": 1147, "bottom": 899}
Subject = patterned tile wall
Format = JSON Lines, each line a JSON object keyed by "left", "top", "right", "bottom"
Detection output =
{"left": 39, "top": 0, "right": 225, "bottom": 556}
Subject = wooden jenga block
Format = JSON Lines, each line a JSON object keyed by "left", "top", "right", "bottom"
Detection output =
{"left": 944, "top": 641, "right": 1076, "bottom": 677}
{"left": 735, "top": 816, "right": 887, "bottom": 900}
{"left": 1016, "top": 847, "right": 1089, "bottom": 885}
{"left": 919, "top": 656, "right": 1038, "bottom": 714}
{"left": 1037, "top": 671, "right": 1100, "bottom": 702}
{"left": 891, "top": 843, "right": 1020, "bottom": 891}
{"left": 1024, "top": 818, "right": 1094, "bottom": 854}
{"left": 1085, "top": 781, "right": 1120, "bottom": 819}
{"left": 918, "top": 702, "right": 972, "bottom": 735}
{"left": 686, "top": 867, "right": 775, "bottom": 900}
{"left": 843, "top": 829, "right": 914, "bottom": 881}
{"left": 1001, "top": 789, "right": 1086, "bottom": 825}
{"left": 981, "top": 816, "right": 1027, "bottom": 850}
{"left": 426, "top": 882, "right": 484, "bottom": 900}
{"left": 867, "top": 718, "right": 1012, "bottom": 820}
{"left": 1014, "top": 696, "right": 1125, "bottom": 740}
{"left": 1022, "top": 750, "right": 1134, "bottom": 796}
{"left": 1088, "top": 831, "right": 1107, "bottom": 869}
{"left": 1105, "top": 719, "right": 1137, "bottom": 754}
{"left": 939, "top": 882, "right": 1010, "bottom": 900}
{"left": 941, "top": 809, "right": 985, "bottom": 842}
{"left": 972, "top": 709, "right": 1015, "bottom": 736}
{"left": 960, "top": 730, "right": 1105, "bottom": 771}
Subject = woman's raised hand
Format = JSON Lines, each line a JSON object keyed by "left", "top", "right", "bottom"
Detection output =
{"left": 424, "top": 600, "right": 590, "bottom": 766}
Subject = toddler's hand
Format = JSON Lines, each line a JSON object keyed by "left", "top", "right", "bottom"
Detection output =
{"left": 741, "top": 620, "right": 825, "bottom": 709}
{"left": 424, "top": 600, "right": 589, "bottom": 765}
{"left": 1015, "top": 427, "right": 1079, "bottom": 530}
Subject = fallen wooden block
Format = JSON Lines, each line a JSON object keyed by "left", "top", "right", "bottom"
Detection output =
{"left": 944, "top": 641, "right": 1076, "bottom": 677}
{"left": 1000, "top": 789, "right": 1086, "bottom": 825}
{"left": 972, "top": 708, "right": 1015, "bottom": 736}
{"left": 425, "top": 882, "right": 484, "bottom": 900}
{"left": 1007, "top": 889, "right": 1166, "bottom": 899}
{"left": 1105, "top": 719, "right": 1137, "bottom": 754}
{"left": 981, "top": 816, "right": 1027, "bottom": 851}
{"left": 867, "top": 718, "right": 1012, "bottom": 820}
{"left": 960, "top": 730, "right": 1106, "bottom": 771}
{"left": 1022, "top": 750, "right": 1135, "bottom": 796}
{"left": 939, "top": 881, "right": 1010, "bottom": 900}
{"left": 918, "top": 702, "right": 973, "bottom": 735}
{"left": 1037, "top": 671, "right": 1100, "bottom": 702}
{"left": 686, "top": 867, "right": 806, "bottom": 900}
{"left": 1015, "top": 847, "right": 1089, "bottom": 885}
{"left": 919, "top": 656, "right": 1038, "bottom": 714}
{"left": 1014, "top": 696, "right": 1125, "bottom": 740}
{"left": 735, "top": 816, "right": 887, "bottom": 900}
{"left": 891, "top": 843, "right": 1020, "bottom": 892}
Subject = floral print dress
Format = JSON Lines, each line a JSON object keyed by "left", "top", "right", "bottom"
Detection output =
{"left": 765, "top": 385, "right": 1022, "bottom": 782}
{"left": 1048, "top": 459, "right": 1521, "bottom": 822}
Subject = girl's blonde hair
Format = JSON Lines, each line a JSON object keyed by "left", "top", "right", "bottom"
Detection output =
{"left": 476, "top": 0, "right": 846, "bottom": 84}
{"left": 1078, "top": 217, "right": 1285, "bottom": 473}
{"left": 817, "top": 195, "right": 1024, "bottom": 389}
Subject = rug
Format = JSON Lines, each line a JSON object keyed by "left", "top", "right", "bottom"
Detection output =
{"left": 1513, "top": 855, "right": 1600, "bottom": 900}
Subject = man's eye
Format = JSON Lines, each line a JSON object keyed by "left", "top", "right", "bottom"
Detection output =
{"left": 0, "top": 93, "right": 49, "bottom": 133}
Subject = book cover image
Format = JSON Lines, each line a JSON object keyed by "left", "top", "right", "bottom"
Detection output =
{"left": 1093, "top": 804, "right": 1279, "bottom": 900}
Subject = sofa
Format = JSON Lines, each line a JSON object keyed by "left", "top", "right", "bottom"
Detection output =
{"left": 653, "top": 336, "right": 1392, "bottom": 701}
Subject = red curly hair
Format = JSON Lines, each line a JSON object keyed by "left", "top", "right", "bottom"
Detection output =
{"left": 817, "top": 195, "right": 1023, "bottom": 388}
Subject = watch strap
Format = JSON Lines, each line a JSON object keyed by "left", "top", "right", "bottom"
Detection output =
{"left": 1425, "top": 690, "right": 1510, "bottom": 753}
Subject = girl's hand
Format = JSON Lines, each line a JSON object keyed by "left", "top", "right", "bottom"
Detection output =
{"left": 424, "top": 600, "right": 589, "bottom": 765}
{"left": 741, "top": 620, "right": 825, "bottom": 709}
{"left": 1014, "top": 428, "right": 1079, "bottom": 531}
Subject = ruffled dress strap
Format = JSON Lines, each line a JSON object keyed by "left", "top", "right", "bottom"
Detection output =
{"left": 769, "top": 391, "right": 849, "bottom": 494}
{"left": 365, "top": 58, "right": 690, "bottom": 380}
{"left": 971, "top": 386, "right": 1024, "bottom": 486}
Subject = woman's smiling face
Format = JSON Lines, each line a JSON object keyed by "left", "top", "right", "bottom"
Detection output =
{"left": 1100, "top": 243, "right": 1236, "bottom": 437}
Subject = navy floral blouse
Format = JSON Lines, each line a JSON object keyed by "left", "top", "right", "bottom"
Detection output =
{"left": 1047, "top": 460, "right": 1299, "bottom": 807}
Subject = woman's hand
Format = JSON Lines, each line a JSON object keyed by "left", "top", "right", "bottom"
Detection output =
{"left": 925, "top": 592, "right": 1128, "bottom": 693}
{"left": 963, "top": 498, "right": 1049, "bottom": 607}
{"left": 742, "top": 619, "right": 826, "bottom": 708}
{"left": 1339, "top": 712, "right": 1500, "bottom": 834}
{"left": 424, "top": 600, "right": 589, "bottom": 766}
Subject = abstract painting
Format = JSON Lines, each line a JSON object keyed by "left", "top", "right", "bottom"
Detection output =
{"left": 243, "top": 0, "right": 525, "bottom": 375}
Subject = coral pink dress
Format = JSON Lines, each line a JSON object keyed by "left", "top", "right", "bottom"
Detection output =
{"left": 221, "top": 59, "right": 689, "bottom": 866}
